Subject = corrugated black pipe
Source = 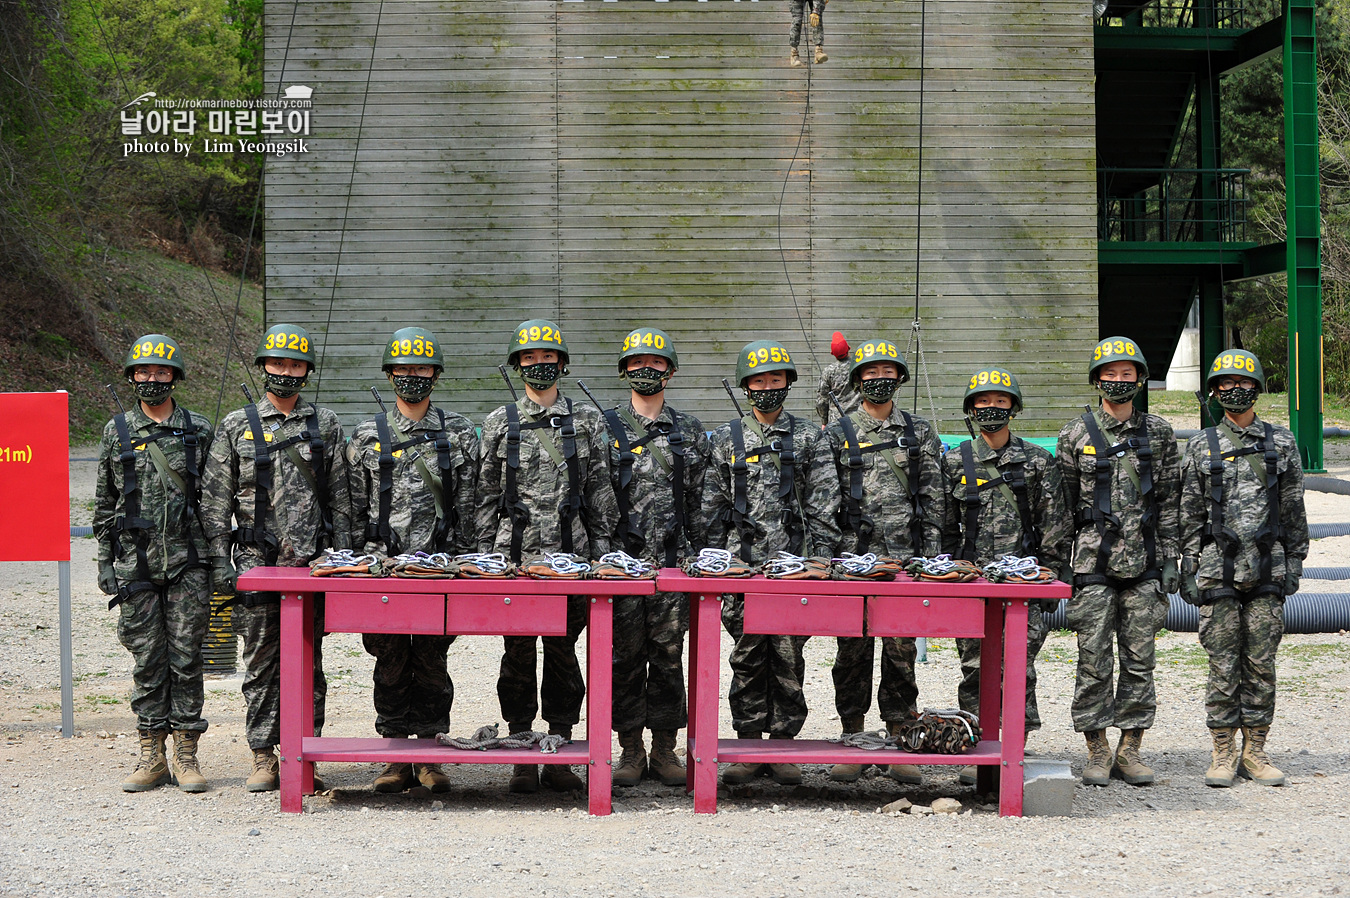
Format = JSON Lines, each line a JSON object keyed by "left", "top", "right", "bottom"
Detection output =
{"left": 1306, "top": 476, "right": 1350, "bottom": 497}
{"left": 1045, "top": 593, "right": 1350, "bottom": 634}
{"left": 1311, "top": 523, "right": 1350, "bottom": 539}
{"left": 1174, "top": 427, "right": 1350, "bottom": 439}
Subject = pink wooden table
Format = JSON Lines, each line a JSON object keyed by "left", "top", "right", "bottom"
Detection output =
{"left": 656, "top": 571, "right": 1070, "bottom": 817}
{"left": 235, "top": 568, "right": 655, "bottom": 815}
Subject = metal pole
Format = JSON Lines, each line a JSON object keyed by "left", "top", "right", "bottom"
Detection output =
{"left": 59, "top": 560, "right": 73, "bottom": 737}
{"left": 915, "top": 636, "right": 928, "bottom": 663}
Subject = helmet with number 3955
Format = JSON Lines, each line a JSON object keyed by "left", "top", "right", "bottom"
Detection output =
{"left": 506, "top": 318, "right": 569, "bottom": 367}
{"left": 123, "top": 334, "right": 186, "bottom": 380}
{"left": 735, "top": 340, "right": 797, "bottom": 387}
{"left": 847, "top": 337, "right": 909, "bottom": 385}
{"left": 256, "top": 323, "right": 317, "bottom": 370}
{"left": 1206, "top": 349, "right": 1265, "bottom": 392}
{"left": 383, "top": 327, "right": 444, "bottom": 372}
{"left": 963, "top": 366, "right": 1023, "bottom": 414}
{"left": 1088, "top": 336, "right": 1148, "bottom": 383}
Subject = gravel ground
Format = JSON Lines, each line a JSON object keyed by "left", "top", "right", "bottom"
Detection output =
{"left": 0, "top": 450, "right": 1347, "bottom": 897}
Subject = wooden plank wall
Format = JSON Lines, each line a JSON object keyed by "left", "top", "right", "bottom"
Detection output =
{"left": 264, "top": 0, "right": 1098, "bottom": 435}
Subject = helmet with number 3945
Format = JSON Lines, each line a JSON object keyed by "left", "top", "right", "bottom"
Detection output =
{"left": 847, "top": 337, "right": 909, "bottom": 385}
{"left": 1088, "top": 336, "right": 1149, "bottom": 383}
{"left": 383, "top": 327, "right": 444, "bottom": 372}
{"left": 256, "top": 323, "right": 317, "bottom": 369}
{"left": 617, "top": 326, "right": 678, "bottom": 373}
{"left": 735, "top": 340, "right": 797, "bottom": 387}
{"left": 963, "top": 366, "right": 1023, "bottom": 414}
{"left": 1206, "top": 349, "right": 1265, "bottom": 392}
{"left": 507, "top": 318, "right": 569, "bottom": 367}
{"left": 124, "top": 334, "right": 186, "bottom": 380}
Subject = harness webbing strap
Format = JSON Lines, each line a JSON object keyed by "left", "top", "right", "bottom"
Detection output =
{"left": 367, "top": 409, "right": 455, "bottom": 554}
{"left": 602, "top": 407, "right": 689, "bottom": 566}
{"left": 958, "top": 439, "right": 1041, "bottom": 561}
{"left": 239, "top": 403, "right": 329, "bottom": 562}
{"left": 1201, "top": 421, "right": 1283, "bottom": 599}
{"left": 503, "top": 400, "right": 582, "bottom": 562}
{"left": 1078, "top": 410, "right": 1157, "bottom": 585}
{"left": 602, "top": 407, "right": 645, "bottom": 557}
{"left": 110, "top": 413, "right": 154, "bottom": 599}
{"left": 835, "top": 410, "right": 872, "bottom": 552}
{"left": 729, "top": 418, "right": 753, "bottom": 561}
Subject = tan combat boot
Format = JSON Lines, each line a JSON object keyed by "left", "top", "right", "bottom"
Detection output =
{"left": 1113, "top": 728, "right": 1155, "bottom": 785}
{"left": 541, "top": 725, "right": 585, "bottom": 791}
{"left": 768, "top": 734, "right": 802, "bottom": 785}
{"left": 648, "top": 729, "right": 686, "bottom": 786}
{"left": 613, "top": 728, "right": 647, "bottom": 788}
{"left": 373, "top": 762, "right": 415, "bottom": 793}
{"left": 1203, "top": 727, "right": 1240, "bottom": 787}
{"left": 1082, "top": 730, "right": 1112, "bottom": 785}
{"left": 246, "top": 747, "right": 279, "bottom": 792}
{"left": 170, "top": 731, "right": 208, "bottom": 793}
{"left": 814, "top": 45, "right": 828, "bottom": 64}
{"left": 885, "top": 721, "right": 923, "bottom": 785}
{"left": 721, "top": 732, "right": 767, "bottom": 785}
{"left": 829, "top": 716, "right": 867, "bottom": 783}
{"left": 415, "top": 763, "right": 451, "bottom": 793}
{"left": 1238, "top": 725, "right": 1285, "bottom": 786}
{"left": 121, "top": 730, "right": 170, "bottom": 792}
{"left": 789, "top": 48, "right": 804, "bottom": 67}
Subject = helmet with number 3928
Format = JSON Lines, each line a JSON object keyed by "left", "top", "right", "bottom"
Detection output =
{"left": 255, "top": 323, "right": 317, "bottom": 370}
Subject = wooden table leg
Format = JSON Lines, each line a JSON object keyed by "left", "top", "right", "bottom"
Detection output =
{"left": 279, "top": 591, "right": 315, "bottom": 813}
{"left": 586, "top": 596, "right": 613, "bottom": 816}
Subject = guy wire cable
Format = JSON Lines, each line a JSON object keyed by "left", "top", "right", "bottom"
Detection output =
{"left": 778, "top": 14, "right": 823, "bottom": 377}
{"left": 907, "top": 0, "right": 939, "bottom": 425}
{"left": 312, "top": 0, "right": 389, "bottom": 400}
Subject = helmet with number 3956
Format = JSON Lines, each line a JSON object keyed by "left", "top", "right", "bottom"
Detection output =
{"left": 1206, "top": 349, "right": 1265, "bottom": 392}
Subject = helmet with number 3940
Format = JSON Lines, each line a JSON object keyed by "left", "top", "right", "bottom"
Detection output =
{"left": 847, "top": 337, "right": 909, "bottom": 385}
{"left": 124, "top": 334, "right": 186, "bottom": 380}
{"left": 1206, "top": 349, "right": 1265, "bottom": 392}
{"left": 735, "top": 340, "right": 797, "bottom": 387}
{"left": 256, "top": 323, "right": 317, "bottom": 369}
{"left": 383, "top": 327, "right": 444, "bottom": 372}
{"left": 1088, "top": 335, "right": 1149, "bottom": 383}
{"left": 617, "top": 326, "right": 678, "bottom": 373}
{"left": 963, "top": 366, "right": 1023, "bottom": 414}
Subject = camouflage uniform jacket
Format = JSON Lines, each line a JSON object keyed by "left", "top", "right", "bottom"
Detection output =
{"left": 93, "top": 402, "right": 214, "bottom": 584}
{"left": 939, "top": 434, "right": 1072, "bottom": 572}
{"left": 200, "top": 398, "right": 352, "bottom": 571}
{"left": 475, "top": 392, "right": 619, "bottom": 560}
{"left": 347, "top": 405, "right": 480, "bottom": 556}
{"left": 604, "top": 401, "right": 710, "bottom": 563}
{"left": 1180, "top": 414, "right": 1308, "bottom": 589}
{"left": 1057, "top": 406, "right": 1181, "bottom": 579}
{"left": 818, "top": 406, "right": 945, "bottom": 557}
{"left": 703, "top": 411, "right": 840, "bottom": 564}
{"left": 815, "top": 360, "right": 860, "bottom": 426}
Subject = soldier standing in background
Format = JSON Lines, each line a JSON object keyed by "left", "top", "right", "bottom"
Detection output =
{"left": 347, "top": 327, "right": 479, "bottom": 794}
{"left": 475, "top": 319, "right": 619, "bottom": 794}
{"left": 817, "top": 337, "right": 944, "bottom": 787}
{"left": 788, "top": 0, "right": 828, "bottom": 67}
{"left": 200, "top": 324, "right": 351, "bottom": 792}
{"left": 94, "top": 334, "right": 214, "bottom": 793}
{"left": 601, "top": 327, "right": 710, "bottom": 788}
{"left": 703, "top": 340, "right": 839, "bottom": 786}
{"left": 1179, "top": 349, "right": 1307, "bottom": 788}
{"left": 815, "top": 331, "right": 859, "bottom": 427}
{"left": 1057, "top": 336, "right": 1180, "bottom": 787}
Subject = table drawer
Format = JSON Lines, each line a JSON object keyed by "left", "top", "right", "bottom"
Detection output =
{"left": 742, "top": 593, "right": 865, "bottom": 637}
{"left": 325, "top": 592, "right": 448, "bottom": 635}
{"left": 446, "top": 593, "right": 568, "bottom": 636}
{"left": 866, "top": 595, "right": 987, "bottom": 637}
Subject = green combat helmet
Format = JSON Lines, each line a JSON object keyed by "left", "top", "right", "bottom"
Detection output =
{"left": 506, "top": 318, "right": 569, "bottom": 368}
{"left": 617, "top": 326, "right": 678, "bottom": 372}
{"left": 735, "top": 340, "right": 797, "bottom": 388}
{"left": 256, "top": 323, "right": 317, "bottom": 370}
{"left": 383, "top": 327, "right": 444, "bottom": 372}
{"left": 1206, "top": 349, "right": 1265, "bottom": 392}
{"left": 124, "top": 334, "right": 185, "bottom": 380}
{"left": 847, "top": 337, "right": 909, "bottom": 385}
{"left": 962, "top": 366, "right": 1023, "bottom": 415}
{"left": 1087, "top": 336, "right": 1148, "bottom": 383}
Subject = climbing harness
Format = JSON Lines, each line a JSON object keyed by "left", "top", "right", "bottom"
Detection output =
{"left": 760, "top": 552, "right": 833, "bottom": 580}
{"left": 368, "top": 409, "right": 456, "bottom": 555}
{"left": 522, "top": 552, "right": 593, "bottom": 580}
{"left": 309, "top": 549, "right": 382, "bottom": 577}
{"left": 502, "top": 400, "right": 584, "bottom": 564}
{"left": 590, "top": 551, "right": 657, "bottom": 580}
{"left": 680, "top": 548, "right": 754, "bottom": 578}
{"left": 1199, "top": 420, "right": 1284, "bottom": 602}
{"left": 454, "top": 552, "right": 516, "bottom": 579}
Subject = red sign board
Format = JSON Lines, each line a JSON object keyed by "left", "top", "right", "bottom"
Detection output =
{"left": 0, "top": 392, "right": 70, "bottom": 561}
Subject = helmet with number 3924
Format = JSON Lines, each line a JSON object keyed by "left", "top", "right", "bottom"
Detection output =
{"left": 735, "top": 340, "right": 797, "bottom": 387}
{"left": 507, "top": 318, "right": 569, "bottom": 367}
{"left": 256, "top": 323, "right": 317, "bottom": 370}
{"left": 963, "top": 366, "right": 1023, "bottom": 414}
{"left": 847, "top": 337, "right": 909, "bottom": 385}
{"left": 383, "top": 327, "right": 444, "bottom": 372}
{"left": 1206, "top": 349, "right": 1265, "bottom": 392}
{"left": 124, "top": 334, "right": 186, "bottom": 380}
{"left": 1088, "top": 335, "right": 1148, "bottom": 383}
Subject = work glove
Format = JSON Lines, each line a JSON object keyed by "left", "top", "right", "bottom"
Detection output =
{"left": 1160, "top": 559, "right": 1180, "bottom": 596}
{"left": 1283, "top": 570, "right": 1300, "bottom": 597}
{"left": 97, "top": 562, "right": 118, "bottom": 596}
{"left": 1179, "top": 572, "right": 1201, "bottom": 606}
{"left": 211, "top": 558, "right": 238, "bottom": 596}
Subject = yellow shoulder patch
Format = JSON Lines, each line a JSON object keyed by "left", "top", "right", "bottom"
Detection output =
{"left": 243, "top": 430, "right": 275, "bottom": 443}
{"left": 1081, "top": 444, "right": 1096, "bottom": 455}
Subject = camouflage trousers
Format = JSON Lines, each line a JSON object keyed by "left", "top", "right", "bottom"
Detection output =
{"left": 362, "top": 633, "right": 456, "bottom": 738}
{"left": 612, "top": 591, "right": 688, "bottom": 733}
{"left": 1066, "top": 579, "right": 1169, "bottom": 732}
{"left": 722, "top": 596, "right": 809, "bottom": 738}
{"left": 1198, "top": 592, "right": 1285, "bottom": 728}
{"left": 789, "top": 0, "right": 825, "bottom": 48}
{"left": 115, "top": 568, "right": 211, "bottom": 733}
{"left": 235, "top": 597, "right": 327, "bottom": 750}
{"left": 497, "top": 596, "right": 588, "bottom": 730}
{"left": 956, "top": 603, "right": 1049, "bottom": 731}
{"left": 832, "top": 636, "right": 919, "bottom": 724}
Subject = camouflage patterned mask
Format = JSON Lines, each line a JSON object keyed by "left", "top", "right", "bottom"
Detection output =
{"left": 520, "top": 362, "right": 561, "bottom": 390}
{"left": 391, "top": 374, "right": 436, "bottom": 402}
{"left": 1216, "top": 385, "right": 1259, "bottom": 412}
{"left": 132, "top": 381, "right": 174, "bottom": 406}
{"left": 624, "top": 366, "right": 667, "bottom": 396}
{"left": 747, "top": 386, "right": 789, "bottom": 412}
{"left": 970, "top": 406, "right": 1013, "bottom": 433}
{"left": 263, "top": 372, "right": 307, "bottom": 399}
{"left": 1096, "top": 379, "right": 1142, "bottom": 404}
{"left": 858, "top": 377, "right": 898, "bottom": 404}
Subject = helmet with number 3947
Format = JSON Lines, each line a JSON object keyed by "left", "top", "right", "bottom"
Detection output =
{"left": 963, "top": 366, "right": 1023, "bottom": 414}
{"left": 1088, "top": 336, "right": 1149, "bottom": 383}
{"left": 124, "top": 334, "right": 186, "bottom": 380}
{"left": 255, "top": 323, "right": 317, "bottom": 370}
{"left": 735, "top": 340, "right": 797, "bottom": 387}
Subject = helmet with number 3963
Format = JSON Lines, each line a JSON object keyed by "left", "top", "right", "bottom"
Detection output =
{"left": 963, "top": 366, "right": 1023, "bottom": 414}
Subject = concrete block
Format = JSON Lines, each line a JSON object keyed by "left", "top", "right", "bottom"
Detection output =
{"left": 1022, "top": 757, "right": 1075, "bottom": 816}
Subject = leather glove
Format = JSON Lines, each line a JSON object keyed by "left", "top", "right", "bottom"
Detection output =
{"left": 1160, "top": 559, "right": 1180, "bottom": 595}
{"left": 211, "top": 558, "right": 238, "bottom": 596}
{"left": 97, "top": 562, "right": 118, "bottom": 596}
{"left": 1180, "top": 572, "right": 1200, "bottom": 606}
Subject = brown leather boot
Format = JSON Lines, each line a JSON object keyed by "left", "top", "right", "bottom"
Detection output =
{"left": 245, "top": 747, "right": 279, "bottom": 793}
{"left": 170, "top": 731, "right": 207, "bottom": 793}
{"left": 721, "top": 732, "right": 767, "bottom": 785}
{"left": 768, "top": 735, "right": 802, "bottom": 785}
{"left": 541, "top": 724, "right": 584, "bottom": 791}
{"left": 885, "top": 721, "right": 923, "bottom": 785}
{"left": 829, "top": 716, "right": 866, "bottom": 782}
{"left": 508, "top": 764, "right": 540, "bottom": 793}
{"left": 415, "top": 763, "right": 451, "bottom": 793}
{"left": 1238, "top": 725, "right": 1285, "bottom": 786}
{"left": 1082, "top": 730, "right": 1112, "bottom": 785}
{"left": 647, "top": 729, "right": 687, "bottom": 786}
{"left": 1204, "top": 727, "right": 1240, "bottom": 787}
{"left": 373, "top": 762, "right": 415, "bottom": 793}
{"left": 121, "top": 730, "right": 170, "bottom": 792}
{"left": 1113, "top": 728, "right": 1155, "bottom": 785}
{"left": 613, "top": 728, "right": 647, "bottom": 788}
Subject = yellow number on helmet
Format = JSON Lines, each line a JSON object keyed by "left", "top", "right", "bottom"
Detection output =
{"left": 977, "top": 371, "right": 989, "bottom": 385}
{"left": 770, "top": 347, "right": 782, "bottom": 363}
{"left": 528, "top": 326, "right": 540, "bottom": 341}
{"left": 1113, "top": 339, "right": 1126, "bottom": 354}
{"left": 164, "top": 344, "right": 175, "bottom": 359}
{"left": 1093, "top": 345, "right": 1103, "bottom": 361}
{"left": 1246, "top": 357, "right": 1256, "bottom": 372}
{"left": 641, "top": 331, "right": 653, "bottom": 347}
{"left": 746, "top": 352, "right": 758, "bottom": 368}
{"left": 782, "top": 349, "right": 791, "bottom": 362}
{"left": 654, "top": 334, "right": 664, "bottom": 349}
{"left": 968, "top": 375, "right": 979, "bottom": 390}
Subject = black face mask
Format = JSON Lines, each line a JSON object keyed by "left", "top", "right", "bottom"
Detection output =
{"left": 624, "top": 366, "right": 668, "bottom": 397}
{"left": 391, "top": 374, "right": 436, "bottom": 402}
{"left": 858, "top": 377, "right": 899, "bottom": 404}
{"left": 132, "top": 380, "right": 174, "bottom": 407}
{"left": 263, "top": 372, "right": 307, "bottom": 399}
{"left": 970, "top": 406, "right": 1014, "bottom": 433}
{"left": 1216, "top": 385, "right": 1259, "bottom": 413}
{"left": 519, "top": 362, "right": 561, "bottom": 390}
{"left": 747, "top": 386, "right": 790, "bottom": 413}
{"left": 1096, "top": 379, "right": 1142, "bottom": 404}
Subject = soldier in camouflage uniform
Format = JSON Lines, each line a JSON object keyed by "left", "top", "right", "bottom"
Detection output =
{"left": 94, "top": 334, "right": 214, "bottom": 793}
{"left": 941, "top": 366, "right": 1072, "bottom": 785}
{"left": 1057, "top": 337, "right": 1180, "bottom": 786}
{"left": 1179, "top": 349, "right": 1307, "bottom": 788}
{"left": 599, "top": 327, "right": 709, "bottom": 788}
{"left": 817, "top": 337, "right": 944, "bottom": 786}
{"left": 703, "top": 340, "right": 839, "bottom": 786}
{"left": 475, "top": 318, "right": 619, "bottom": 794}
{"left": 348, "top": 327, "right": 479, "bottom": 794}
{"left": 815, "top": 331, "right": 859, "bottom": 426}
{"left": 788, "top": 0, "right": 828, "bottom": 67}
{"left": 200, "top": 323, "right": 351, "bottom": 792}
